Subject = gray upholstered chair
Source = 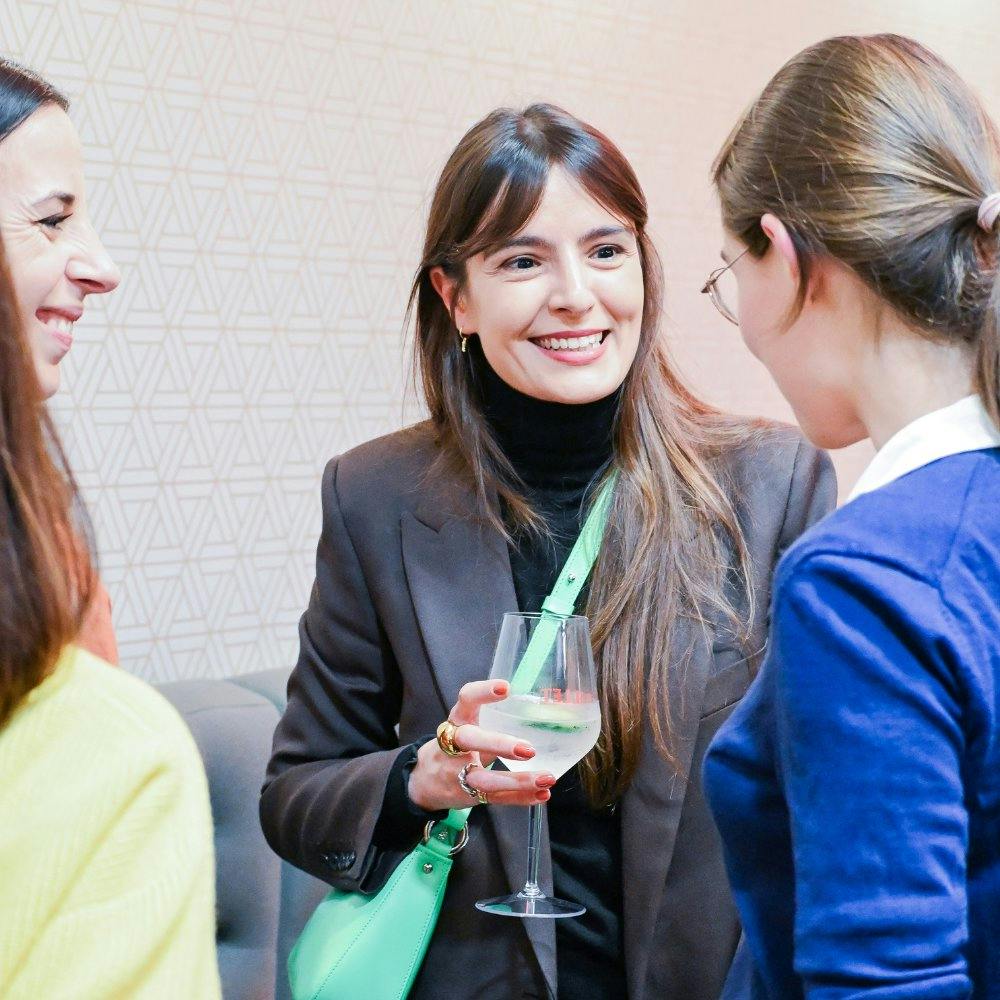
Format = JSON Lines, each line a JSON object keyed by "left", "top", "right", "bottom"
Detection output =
{"left": 158, "top": 668, "right": 328, "bottom": 1000}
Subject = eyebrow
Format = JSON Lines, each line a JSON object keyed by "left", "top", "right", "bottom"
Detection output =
{"left": 31, "top": 191, "right": 75, "bottom": 210}
{"left": 493, "top": 225, "right": 632, "bottom": 254}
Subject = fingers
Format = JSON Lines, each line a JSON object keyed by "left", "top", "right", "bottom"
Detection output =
{"left": 465, "top": 765, "right": 556, "bottom": 807}
{"left": 448, "top": 681, "right": 535, "bottom": 760}
{"left": 412, "top": 732, "right": 554, "bottom": 810}
{"left": 452, "top": 723, "right": 534, "bottom": 762}
{"left": 424, "top": 679, "right": 553, "bottom": 809}
{"left": 449, "top": 679, "right": 510, "bottom": 726}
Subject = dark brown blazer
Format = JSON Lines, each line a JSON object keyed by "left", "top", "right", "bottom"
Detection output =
{"left": 260, "top": 420, "right": 836, "bottom": 1000}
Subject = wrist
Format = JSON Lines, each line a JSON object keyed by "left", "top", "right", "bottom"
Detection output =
{"left": 406, "top": 752, "right": 436, "bottom": 811}
{"left": 372, "top": 738, "right": 445, "bottom": 850}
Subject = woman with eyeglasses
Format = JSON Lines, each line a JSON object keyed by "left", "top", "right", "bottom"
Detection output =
{"left": 703, "top": 34, "right": 1000, "bottom": 998}
{"left": 261, "top": 103, "right": 835, "bottom": 999}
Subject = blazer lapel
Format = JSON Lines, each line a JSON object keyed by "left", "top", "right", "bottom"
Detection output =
{"left": 401, "top": 494, "right": 559, "bottom": 999}
{"left": 401, "top": 500, "right": 516, "bottom": 712}
{"left": 621, "top": 618, "right": 714, "bottom": 1000}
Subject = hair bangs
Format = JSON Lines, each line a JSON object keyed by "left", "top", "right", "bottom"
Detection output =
{"left": 459, "top": 149, "right": 550, "bottom": 261}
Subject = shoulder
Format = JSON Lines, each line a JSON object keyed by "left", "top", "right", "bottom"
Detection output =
{"left": 333, "top": 421, "right": 438, "bottom": 489}
{"left": 715, "top": 418, "right": 832, "bottom": 501}
{"left": 767, "top": 548, "right": 968, "bottom": 732}
{"left": 707, "top": 418, "right": 837, "bottom": 557}
{"left": 779, "top": 450, "right": 993, "bottom": 591}
{"left": 769, "top": 541, "right": 968, "bottom": 716}
{"left": 17, "top": 646, "right": 205, "bottom": 788}
{"left": 774, "top": 548, "right": 944, "bottom": 633}
{"left": 321, "top": 421, "right": 442, "bottom": 519}
{"left": 0, "top": 648, "right": 211, "bottom": 890}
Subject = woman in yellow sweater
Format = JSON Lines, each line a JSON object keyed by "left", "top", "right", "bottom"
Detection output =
{"left": 0, "top": 96, "right": 221, "bottom": 999}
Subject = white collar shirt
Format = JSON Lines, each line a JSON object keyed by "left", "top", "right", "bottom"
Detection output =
{"left": 847, "top": 394, "right": 1000, "bottom": 503}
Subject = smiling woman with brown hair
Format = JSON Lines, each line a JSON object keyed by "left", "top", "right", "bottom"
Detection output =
{"left": 0, "top": 218, "right": 220, "bottom": 997}
{"left": 0, "top": 59, "right": 122, "bottom": 666}
{"left": 0, "top": 61, "right": 220, "bottom": 1000}
{"left": 262, "top": 103, "right": 835, "bottom": 999}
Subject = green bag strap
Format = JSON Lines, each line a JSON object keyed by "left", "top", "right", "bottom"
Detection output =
{"left": 430, "top": 470, "right": 618, "bottom": 839}
{"left": 510, "top": 470, "right": 618, "bottom": 695}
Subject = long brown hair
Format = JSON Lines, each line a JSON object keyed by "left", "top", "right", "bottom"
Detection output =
{"left": 409, "top": 104, "right": 754, "bottom": 805}
{"left": 714, "top": 34, "right": 1000, "bottom": 426}
{"left": 0, "top": 226, "right": 93, "bottom": 727}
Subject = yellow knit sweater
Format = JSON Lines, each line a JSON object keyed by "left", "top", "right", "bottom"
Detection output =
{"left": 0, "top": 646, "right": 221, "bottom": 999}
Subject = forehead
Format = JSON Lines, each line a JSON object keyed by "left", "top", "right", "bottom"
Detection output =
{"left": 518, "top": 167, "right": 629, "bottom": 235}
{"left": 0, "top": 104, "right": 83, "bottom": 198}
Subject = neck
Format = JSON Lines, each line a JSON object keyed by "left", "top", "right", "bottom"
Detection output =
{"left": 853, "top": 320, "right": 976, "bottom": 450}
{"left": 469, "top": 337, "right": 619, "bottom": 491}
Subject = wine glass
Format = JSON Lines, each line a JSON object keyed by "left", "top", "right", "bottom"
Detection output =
{"left": 476, "top": 612, "right": 601, "bottom": 918}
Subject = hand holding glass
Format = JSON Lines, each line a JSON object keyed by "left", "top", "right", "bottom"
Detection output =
{"left": 476, "top": 612, "right": 601, "bottom": 918}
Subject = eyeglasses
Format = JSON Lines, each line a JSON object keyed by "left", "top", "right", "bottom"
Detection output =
{"left": 701, "top": 247, "right": 748, "bottom": 326}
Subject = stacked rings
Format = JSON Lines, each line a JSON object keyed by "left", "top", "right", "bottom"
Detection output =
{"left": 458, "top": 761, "right": 489, "bottom": 806}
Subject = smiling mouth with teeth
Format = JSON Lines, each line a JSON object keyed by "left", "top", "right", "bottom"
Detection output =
{"left": 36, "top": 310, "right": 78, "bottom": 352}
{"left": 44, "top": 316, "right": 75, "bottom": 336}
{"left": 534, "top": 331, "right": 608, "bottom": 351}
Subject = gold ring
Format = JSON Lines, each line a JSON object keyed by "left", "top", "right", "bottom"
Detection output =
{"left": 436, "top": 719, "right": 464, "bottom": 757}
{"left": 458, "top": 761, "right": 488, "bottom": 806}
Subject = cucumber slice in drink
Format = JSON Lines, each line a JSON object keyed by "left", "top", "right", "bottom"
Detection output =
{"left": 521, "top": 719, "right": 588, "bottom": 733}
{"left": 519, "top": 702, "right": 589, "bottom": 734}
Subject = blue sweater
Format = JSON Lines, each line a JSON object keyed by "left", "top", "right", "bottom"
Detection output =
{"left": 704, "top": 449, "right": 1000, "bottom": 999}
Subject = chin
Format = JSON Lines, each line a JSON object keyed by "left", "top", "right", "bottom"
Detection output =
{"left": 540, "top": 376, "right": 622, "bottom": 405}
{"left": 544, "top": 362, "right": 629, "bottom": 405}
{"left": 35, "top": 362, "right": 61, "bottom": 399}
{"left": 800, "top": 417, "right": 868, "bottom": 451}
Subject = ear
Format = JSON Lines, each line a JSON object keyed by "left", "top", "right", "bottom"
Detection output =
{"left": 429, "top": 266, "right": 472, "bottom": 331}
{"left": 759, "top": 213, "right": 800, "bottom": 283}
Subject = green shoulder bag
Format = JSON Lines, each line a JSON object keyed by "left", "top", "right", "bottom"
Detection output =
{"left": 287, "top": 473, "right": 617, "bottom": 1000}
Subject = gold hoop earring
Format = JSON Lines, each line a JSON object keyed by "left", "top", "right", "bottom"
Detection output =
{"left": 458, "top": 330, "right": 468, "bottom": 353}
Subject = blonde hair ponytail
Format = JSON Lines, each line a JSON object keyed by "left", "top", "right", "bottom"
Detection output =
{"left": 714, "top": 34, "right": 1000, "bottom": 426}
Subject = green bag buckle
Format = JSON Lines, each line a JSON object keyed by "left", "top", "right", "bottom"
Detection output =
{"left": 421, "top": 809, "right": 470, "bottom": 862}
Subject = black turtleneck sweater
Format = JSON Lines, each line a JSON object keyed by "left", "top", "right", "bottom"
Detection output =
{"left": 474, "top": 342, "right": 626, "bottom": 1000}
{"left": 374, "top": 340, "right": 626, "bottom": 999}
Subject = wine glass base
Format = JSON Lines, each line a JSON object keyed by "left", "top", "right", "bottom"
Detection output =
{"left": 475, "top": 892, "right": 586, "bottom": 919}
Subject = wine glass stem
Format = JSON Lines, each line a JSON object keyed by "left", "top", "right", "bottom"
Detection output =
{"left": 522, "top": 804, "right": 544, "bottom": 899}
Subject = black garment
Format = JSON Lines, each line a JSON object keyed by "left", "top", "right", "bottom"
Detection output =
{"left": 372, "top": 737, "right": 446, "bottom": 850}
{"left": 474, "top": 341, "right": 627, "bottom": 1000}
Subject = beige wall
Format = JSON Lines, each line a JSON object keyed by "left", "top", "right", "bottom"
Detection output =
{"left": 7, "top": 0, "right": 997, "bottom": 681}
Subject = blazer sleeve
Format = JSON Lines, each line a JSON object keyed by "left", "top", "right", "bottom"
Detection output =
{"left": 260, "top": 457, "right": 420, "bottom": 891}
{"left": 771, "top": 551, "right": 971, "bottom": 998}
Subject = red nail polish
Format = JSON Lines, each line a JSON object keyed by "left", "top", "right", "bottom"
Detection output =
{"left": 493, "top": 682, "right": 508, "bottom": 696}
{"left": 536, "top": 790, "right": 550, "bottom": 801}
{"left": 513, "top": 744, "right": 535, "bottom": 760}
{"left": 536, "top": 775, "right": 556, "bottom": 788}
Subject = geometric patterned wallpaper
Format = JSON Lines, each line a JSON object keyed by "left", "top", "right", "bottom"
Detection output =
{"left": 5, "top": 0, "right": 997, "bottom": 682}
